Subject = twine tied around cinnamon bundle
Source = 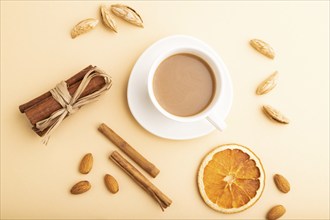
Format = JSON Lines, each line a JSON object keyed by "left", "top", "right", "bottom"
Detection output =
{"left": 36, "top": 67, "right": 112, "bottom": 144}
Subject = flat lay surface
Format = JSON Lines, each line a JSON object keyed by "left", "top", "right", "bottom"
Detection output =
{"left": 1, "top": 1, "right": 329, "bottom": 219}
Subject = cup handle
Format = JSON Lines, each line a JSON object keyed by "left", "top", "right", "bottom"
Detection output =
{"left": 207, "top": 112, "right": 227, "bottom": 131}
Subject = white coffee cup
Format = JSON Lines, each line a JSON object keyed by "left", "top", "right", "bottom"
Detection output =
{"left": 147, "top": 46, "right": 227, "bottom": 131}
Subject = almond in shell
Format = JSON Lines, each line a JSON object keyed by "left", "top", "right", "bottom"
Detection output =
{"left": 71, "top": 18, "right": 99, "bottom": 39}
{"left": 100, "top": 5, "right": 118, "bottom": 32}
{"left": 79, "top": 153, "right": 93, "bottom": 174}
{"left": 70, "top": 180, "right": 91, "bottom": 195}
{"left": 266, "top": 205, "right": 286, "bottom": 220}
{"left": 250, "top": 39, "right": 275, "bottom": 59}
{"left": 263, "top": 105, "right": 290, "bottom": 124}
{"left": 256, "top": 71, "right": 278, "bottom": 95}
{"left": 111, "top": 4, "right": 143, "bottom": 27}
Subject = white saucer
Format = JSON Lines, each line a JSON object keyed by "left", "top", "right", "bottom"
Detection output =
{"left": 127, "top": 35, "right": 233, "bottom": 140}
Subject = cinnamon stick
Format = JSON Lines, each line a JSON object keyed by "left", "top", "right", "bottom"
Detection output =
{"left": 110, "top": 151, "right": 172, "bottom": 210}
{"left": 26, "top": 75, "right": 105, "bottom": 126}
{"left": 98, "top": 123, "right": 160, "bottom": 178}
{"left": 19, "top": 65, "right": 94, "bottom": 113}
{"left": 29, "top": 76, "right": 106, "bottom": 137}
{"left": 19, "top": 66, "right": 109, "bottom": 136}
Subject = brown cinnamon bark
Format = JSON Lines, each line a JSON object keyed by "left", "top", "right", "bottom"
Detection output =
{"left": 19, "top": 65, "right": 94, "bottom": 113}
{"left": 26, "top": 76, "right": 105, "bottom": 126}
{"left": 110, "top": 151, "right": 172, "bottom": 210}
{"left": 98, "top": 123, "right": 160, "bottom": 178}
{"left": 19, "top": 66, "right": 108, "bottom": 136}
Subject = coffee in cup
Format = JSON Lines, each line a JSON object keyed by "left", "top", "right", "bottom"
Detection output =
{"left": 152, "top": 53, "right": 215, "bottom": 117}
{"left": 148, "top": 47, "right": 227, "bottom": 131}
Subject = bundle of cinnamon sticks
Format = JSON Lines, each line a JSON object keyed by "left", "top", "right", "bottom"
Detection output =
{"left": 19, "top": 65, "right": 110, "bottom": 136}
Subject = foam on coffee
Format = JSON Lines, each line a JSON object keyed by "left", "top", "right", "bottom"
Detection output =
{"left": 153, "top": 53, "right": 216, "bottom": 117}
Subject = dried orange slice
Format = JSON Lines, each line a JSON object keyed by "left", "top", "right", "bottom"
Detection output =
{"left": 198, "top": 144, "right": 265, "bottom": 213}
